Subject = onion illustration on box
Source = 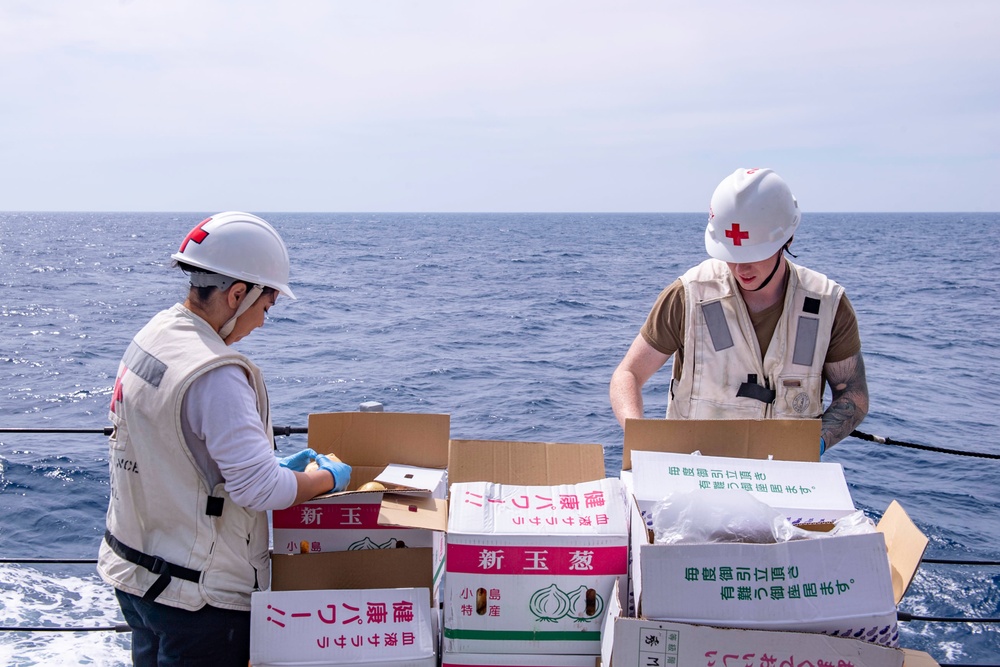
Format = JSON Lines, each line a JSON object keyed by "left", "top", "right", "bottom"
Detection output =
{"left": 442, "top": 478, "right": 628, "bottom": 656}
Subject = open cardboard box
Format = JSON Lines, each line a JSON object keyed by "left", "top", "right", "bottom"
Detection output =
{"left": 271, "top": 412, "right": 450, "bottom": 591}
{"left": 623, "top": 419, "right": 928, "bottom": 648}
{"left": 600, "top": 581, "right": 943, "bottom": 667}
{"left": 271, "top": 412, "right": 450, "bottom": 556}
{"left": 441, "top": 439, "right": 628, "bottom": 657}
{"left": 256, "top": 412, "right": 451, "bottom": 666}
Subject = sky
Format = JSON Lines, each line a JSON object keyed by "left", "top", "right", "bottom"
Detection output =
{"left": 1, "top": 1, "right": 998, "bottom": 213}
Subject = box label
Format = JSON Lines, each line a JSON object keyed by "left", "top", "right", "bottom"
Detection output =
{"left": 447, "top": 543, "right": 627, "bottom": 575}
{"left": 449, "top": 479, "right": 627, "bottom": 535}
{"left": 273, "top": 495, "right": 434, "bottom": 554}
{"left": 611, "top": 619, "right": 904, "bottom": 667}
{"left": 250, "top": 587, "right": 435, "bottom": 665}
{"left": 638, "top": 533, "right": 899, "bottom": 646}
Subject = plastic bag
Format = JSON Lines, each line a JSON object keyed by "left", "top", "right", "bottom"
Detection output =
{"left": 648, "top": 487, "right": 877, "bottom": 545}
{"left": 650, "top": 488, "right": 804, "bottom": 544}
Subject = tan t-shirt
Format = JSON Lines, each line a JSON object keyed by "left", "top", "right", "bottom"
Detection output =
{"left": 640, "top": 277, "right": 862, "bottom": 381}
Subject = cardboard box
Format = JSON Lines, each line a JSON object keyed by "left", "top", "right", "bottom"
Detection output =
{"left": 442, "top": 439, "right": 628, "bottom": 657}
{"left": 623, "top": 419, "right": 927, "bottom": 649}
{"left": 605, "top": 615, "right": 905, "bottom": 667}
{"left": 270, "top": 412, "right": 450, "bottom": 597}
{"left": 259, "top": 412, "right": 451, "bottom": 666}
{"left": 250, "top": 587, "right": 436, "bottom": 667}
{"left": 598, "top": 580, "right": 905, "bottom": 667}
{"left": 272, "top": 413, "right": 450, "bottom": 555}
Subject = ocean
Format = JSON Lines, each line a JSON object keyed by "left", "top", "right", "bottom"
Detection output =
{"left": 1, "top": 211, "right": 998, "bottom": 665}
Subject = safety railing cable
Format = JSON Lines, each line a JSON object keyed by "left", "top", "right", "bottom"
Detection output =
{"left": 0, "top": 624, "right": 131, "bottom": 633}
{"left": 850, "top": 429, "right": 1000, "bottom": 460}
{"left": 898, "top": 611, "right": 1000, "bottom": 623}
{"left": 3, "top": 425, "right": 997, "bottom": 458}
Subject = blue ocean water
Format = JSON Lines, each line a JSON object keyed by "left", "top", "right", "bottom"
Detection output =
{"left": 0, "top": 211, "right": 998, "bottom": 665}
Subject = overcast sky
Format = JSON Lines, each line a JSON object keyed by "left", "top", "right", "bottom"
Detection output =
{"left": 2, "top": 1, "right": 997, "bottom": 213}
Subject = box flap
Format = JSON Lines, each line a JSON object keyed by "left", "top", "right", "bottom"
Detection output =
{"left": 600, "top": 579, "right": 623, "bottom": 667}
{"left": 307, "top": 412, "right": 450, "bottom": 469}
{"left": 378, "top": 494, "right": 448, "bottom": 532}
{"left": 448, "top": 439, "right": 605, "bottom": 485}
{"left": 448, "top": 478, "right": 628, "bottom": 535}
{"left": 901, "top": 649, "right": 942, "bottom": 667}
{"left": 622, "top": 418, "right": 821, "bottom": 469}
{"left": 876, "top": 500, "right": 928, "bottom": 604}
{"left": 271, "top": 548, "right": 434, "bottom": 592}
{"left": 631, "top": 449, "right": 856, "bottom": 524}
{"left": 376, "top": 463, "right": 446, "bottom": 492}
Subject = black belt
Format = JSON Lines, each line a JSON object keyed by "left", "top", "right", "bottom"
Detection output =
{"left": 104, "top": 530, "right": 202, "bottom": 602}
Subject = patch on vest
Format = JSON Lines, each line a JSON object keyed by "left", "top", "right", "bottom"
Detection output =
{"left": 791, "top": 392, "right": 811, "bottom": 414}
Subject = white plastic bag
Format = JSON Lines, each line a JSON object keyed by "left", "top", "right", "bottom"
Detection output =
{"left": 650, "top": 488, "right": 877, "bottom": 544}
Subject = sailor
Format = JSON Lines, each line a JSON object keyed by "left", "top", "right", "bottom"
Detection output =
{"left": 610, "top": 168, "right": 869, "bottom": 455}
{"left": 98, "top": 212, "right": 351, "bottom": 666}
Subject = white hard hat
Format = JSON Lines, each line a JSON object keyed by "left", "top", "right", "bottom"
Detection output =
{"left": 704, "top": 168, "right": 800, "bottom": 264}
{"left": 171, "top": 211, "right": 296, "bottom": 299}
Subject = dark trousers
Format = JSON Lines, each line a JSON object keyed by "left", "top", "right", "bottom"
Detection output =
{"left": 115, "top": 589, "right": 251, "bottom": 667}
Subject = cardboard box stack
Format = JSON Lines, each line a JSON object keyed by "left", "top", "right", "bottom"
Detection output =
{"left": 249, "top": 413, "right": 943, "bottom": 667}
{"left": 604, "top": 418, "right": 931, "bottom": 667}
{"left": 251, "top": 411, "right": 450, "bottom": 667}
{"left": 440, "top": 439, "right": 626, "bottom": 667}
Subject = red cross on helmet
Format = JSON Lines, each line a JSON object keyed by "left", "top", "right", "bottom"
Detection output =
{"left": 170, "top": 211, "right": 296, "bottom": 299}
{"left": 704, "top": 168, "right": 800, "bottom": 264}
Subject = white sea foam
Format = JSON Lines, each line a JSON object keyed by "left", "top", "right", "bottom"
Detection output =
{"left": 0, "top": 564, "right": 129, "bottom": 666}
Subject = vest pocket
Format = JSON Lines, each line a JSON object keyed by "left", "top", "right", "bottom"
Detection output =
{"left": 775, "top": 374, "right": 822, "bottom": 417}
{"left": 108, "top": 418, "right": 127, "bottom": 452}
{"left": 201, "top": 485, "right": 268, "bottom": 608}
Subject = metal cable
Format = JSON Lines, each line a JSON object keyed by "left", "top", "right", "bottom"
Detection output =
{"left": 0, "top": 625, "right": 131, "bottom": 633}
{"left": 4, "top": 425, "right": 996, "bottom": 458}
{"left": 0, "top": 425, "right": 306, "bottom": 437}
{"left": 898, "top": 611, "right": 1000, "bottom": 624}
{"left": 850, "top": 430, "right": 1000, "bottom": 460}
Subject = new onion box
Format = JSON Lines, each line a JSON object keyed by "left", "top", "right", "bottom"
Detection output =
{"left": 442, "top": 477, "right": 628, "bottom": 656}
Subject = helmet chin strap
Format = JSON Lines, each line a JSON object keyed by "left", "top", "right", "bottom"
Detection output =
{"left": 219, "top": 285, "right": 264, "bottom": 339}
{"left": 747, "top": 245, "right": 789, "bottom": 293}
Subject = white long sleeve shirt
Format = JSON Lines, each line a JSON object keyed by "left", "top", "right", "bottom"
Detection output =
{"left": 181, "top": 364, "right": 299, "bottom": 511}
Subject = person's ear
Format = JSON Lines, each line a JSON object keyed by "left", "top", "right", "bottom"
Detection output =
{"left": 226, "top": 282, "right": 248, "bottom": 309}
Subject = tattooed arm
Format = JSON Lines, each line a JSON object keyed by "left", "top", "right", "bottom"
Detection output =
{"left": 821, "top": 351, "right": 869, "bottom": 449}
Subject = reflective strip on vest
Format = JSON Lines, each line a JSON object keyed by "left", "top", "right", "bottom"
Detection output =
{"left": 792, "top": 315, "right": 820, "bottom": 366}
{"left": 122, "top": 340, "right": 168, "bottom": 388}
{"left": 701, "top": 301, "right": 734, "bottom": 352}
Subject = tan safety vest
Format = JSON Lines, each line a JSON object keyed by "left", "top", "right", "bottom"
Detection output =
{"left": 667, "top": 259, "right": 843, "bottom": 420}
{"left": 98, "top": 304, "right": 272, "bottom": 611}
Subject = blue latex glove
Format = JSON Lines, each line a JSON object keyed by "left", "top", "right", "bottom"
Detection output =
{"left": 315, "top": 454, "right": 352, "bottom": 493}
{"left": 819, "top": 437, "right": 826, "bottom": 457}
{"left": 278, "top": 447, "right": 318, "bottom": 472}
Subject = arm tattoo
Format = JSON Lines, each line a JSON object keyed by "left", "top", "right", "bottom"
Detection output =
{"left": 821, "top": 352, "right": 869, "bottom": 448}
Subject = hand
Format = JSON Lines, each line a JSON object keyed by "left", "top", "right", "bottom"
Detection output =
{"left": 315, "top": 454, "right": 352, "bottom": 493}
{"left": 819, "top": 437, "right": 826, "bottom": 457}
{"left": 278, "top": 447, "right": 317, "bottom": 472}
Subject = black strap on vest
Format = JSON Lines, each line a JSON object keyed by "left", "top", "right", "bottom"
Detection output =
{"left": 737, "top": 374, "right": 776, "bottom": 404}
{"left": 104, "top": 530, "right": 202, "bottom": 602}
